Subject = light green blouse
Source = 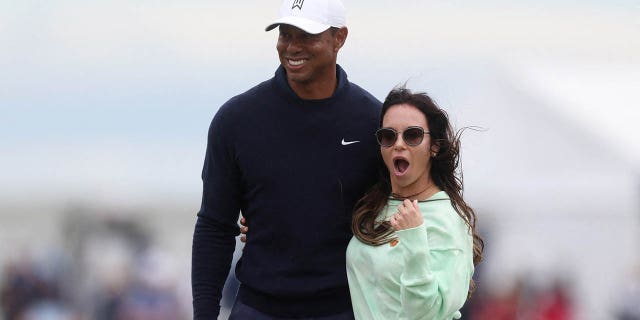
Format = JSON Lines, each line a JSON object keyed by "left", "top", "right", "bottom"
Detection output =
{"left": 346, "top": 191, "right": 474, "bottom": 320}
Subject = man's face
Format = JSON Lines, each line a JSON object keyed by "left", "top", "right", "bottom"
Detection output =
{"left": 276, "top": 25, "right": 343, "bottom": 85}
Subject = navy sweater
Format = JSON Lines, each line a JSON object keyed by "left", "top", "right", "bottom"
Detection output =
{"left": 192, "top": 65, "right": 382, "bottom": 318}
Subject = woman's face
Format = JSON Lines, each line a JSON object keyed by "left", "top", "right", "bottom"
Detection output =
{"left": 380, "top": 104, "right": 433, "bottom": 194}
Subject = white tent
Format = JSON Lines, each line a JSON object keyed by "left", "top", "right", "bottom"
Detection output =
{"left": 387, "top": 63, "right": 640, "bottom": 319}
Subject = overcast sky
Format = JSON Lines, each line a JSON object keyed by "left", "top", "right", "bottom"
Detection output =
{"left": 1, "top": 0, "right": 638, "bottom": 204}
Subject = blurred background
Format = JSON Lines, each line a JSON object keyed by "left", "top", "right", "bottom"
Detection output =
{"left": 1, "top": 0, "right": 638, "bottom": 319}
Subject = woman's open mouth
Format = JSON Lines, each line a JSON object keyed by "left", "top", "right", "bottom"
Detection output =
{"left": 393, "top": 157, "right": 410, "bottom": 176}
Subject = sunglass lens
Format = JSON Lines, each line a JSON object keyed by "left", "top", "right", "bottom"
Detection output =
{"left": 403, "top": 127, "right": 424, "bottom": 146}
{"left": 376, "top": 129, "right": 397, "bottom": 147}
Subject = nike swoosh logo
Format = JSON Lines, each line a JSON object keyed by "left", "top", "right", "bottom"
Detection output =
{"left": 341, "top": 139, "right": 360, "bottom": 146}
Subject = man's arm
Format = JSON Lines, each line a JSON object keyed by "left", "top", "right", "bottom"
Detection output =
{"left": 191, "top": 106, "right": 242, "bottom": 319}
{"left": 192, "top": 214, "right": 239, "bottom": 318}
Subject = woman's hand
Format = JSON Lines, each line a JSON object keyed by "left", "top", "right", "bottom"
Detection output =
{"left": 389, "top": 199, "right": 423, "bottom": 231}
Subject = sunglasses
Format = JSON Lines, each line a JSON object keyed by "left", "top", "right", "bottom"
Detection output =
{"left": 375, "top": 126, "right": 430, "bottom": 147}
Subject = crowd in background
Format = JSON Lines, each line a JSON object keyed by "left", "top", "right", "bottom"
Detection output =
{"left": 1, "top": 208, "right": 188, "bottom": 320}
{"left": 1, "top": 207, "right": 638, "bottom": 320}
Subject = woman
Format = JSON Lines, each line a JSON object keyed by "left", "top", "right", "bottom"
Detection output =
{"left": 346, "top": 87, "right": 484, "bottom": 320}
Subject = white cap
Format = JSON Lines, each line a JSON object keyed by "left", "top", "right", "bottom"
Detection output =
{"left": 265, "top": 0, "right": 346, "bottom": 34}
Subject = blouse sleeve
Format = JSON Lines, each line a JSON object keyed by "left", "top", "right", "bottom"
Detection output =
{"left": 394, "top": 222, "right": 472, "bottom": 320}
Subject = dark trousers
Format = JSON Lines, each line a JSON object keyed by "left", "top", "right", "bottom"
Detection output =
{"left": 229, "top": 299, "right": 355, "bottom": 320}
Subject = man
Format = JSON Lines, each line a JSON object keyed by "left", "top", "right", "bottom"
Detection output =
{"left": 191, "top": 0, "right": 382, "bottom": 318}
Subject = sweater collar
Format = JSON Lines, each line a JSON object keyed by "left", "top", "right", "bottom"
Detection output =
{"left": 388, "top": 190, "right": 450, "bottom": 203}
{"left": 273, "top": 64, "right": 348, "bottom": 102}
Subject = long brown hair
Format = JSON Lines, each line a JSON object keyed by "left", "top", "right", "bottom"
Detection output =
{"left": 351, "top": 87, "right": 484, "bottom": 298}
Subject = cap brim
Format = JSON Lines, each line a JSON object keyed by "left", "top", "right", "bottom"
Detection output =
{"left": 265, "top": 16, "right": 331, "bottom": 34}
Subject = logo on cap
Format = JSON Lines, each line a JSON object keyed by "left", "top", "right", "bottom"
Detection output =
{"left": 292, "top": 0, "right": 304, "bottom": 10}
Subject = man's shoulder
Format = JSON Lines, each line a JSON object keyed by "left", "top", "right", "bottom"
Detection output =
{"left": 345, "top": 82, "right": 382, "bottom": 108}
{"left": 216, "top": 78, "right": 276, "bottom": 116}
{"left": 228, "top": 78, "right": 275, "bottom": 106}
{"left": 337, "top": 65, "right": 381, "bottom": 108}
